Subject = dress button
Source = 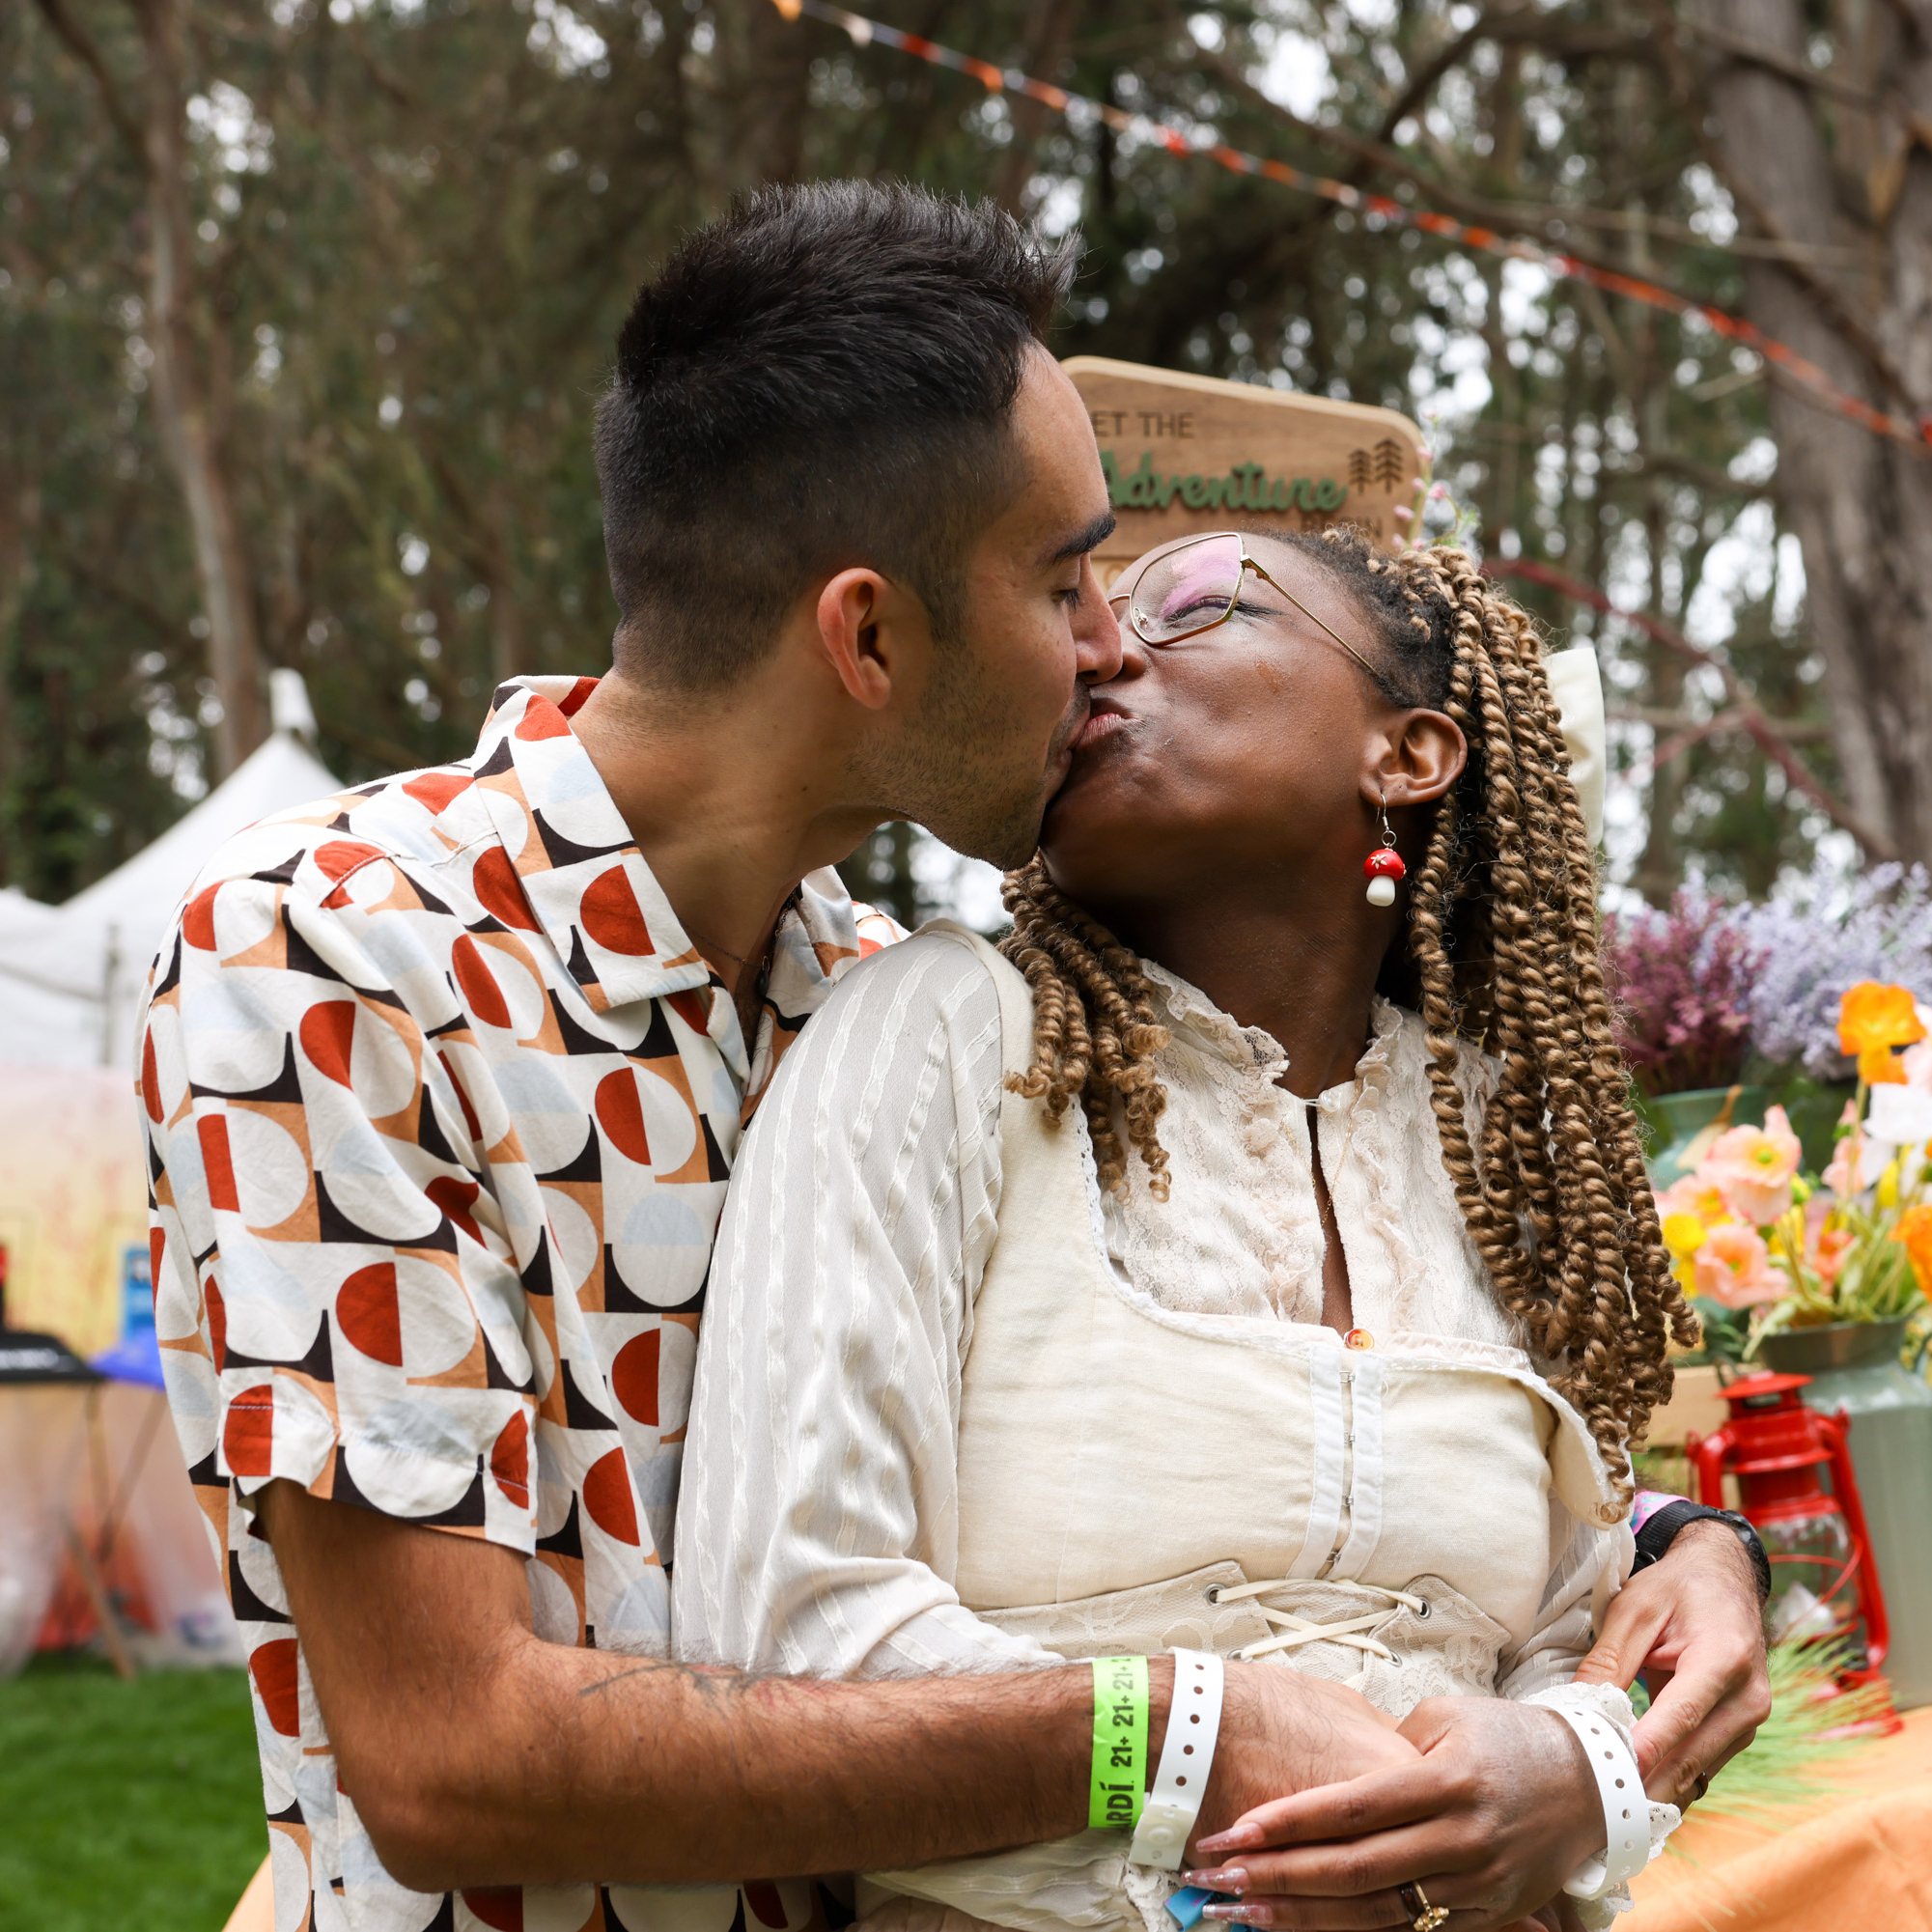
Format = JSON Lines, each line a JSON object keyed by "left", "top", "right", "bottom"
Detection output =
{"left": 1344, "top": 1327, "right": 1375, "bottom": 1351}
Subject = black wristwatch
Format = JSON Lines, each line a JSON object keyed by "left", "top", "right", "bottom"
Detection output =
{"left": 1633, "top": 1498, "right": 1771, "bottom": 1604}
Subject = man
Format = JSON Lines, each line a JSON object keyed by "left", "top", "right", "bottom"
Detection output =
{"left": 142, "top": 182, "right": 1766, "bottom": 1932}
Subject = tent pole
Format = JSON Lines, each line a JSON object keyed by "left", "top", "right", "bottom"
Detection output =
{"left": 99, "top": 922, "right": 120, "bottom": 1069}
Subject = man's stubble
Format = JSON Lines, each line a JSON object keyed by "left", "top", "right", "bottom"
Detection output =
{"left": 878, "top": 632, "right": 1086, "bottom": 873}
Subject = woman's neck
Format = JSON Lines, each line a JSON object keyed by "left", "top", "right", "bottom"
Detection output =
{"left": 1107, "top": 895, "right": 1391, "bottom": 1101}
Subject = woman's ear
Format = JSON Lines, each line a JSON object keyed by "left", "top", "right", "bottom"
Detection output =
{"left": 1371, "top": 710, "right": 1468, "bottom": 809}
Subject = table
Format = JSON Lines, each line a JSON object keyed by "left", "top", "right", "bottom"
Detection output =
{"left": 1626, "top": 1703, "right": 1932, "bottom": 1929}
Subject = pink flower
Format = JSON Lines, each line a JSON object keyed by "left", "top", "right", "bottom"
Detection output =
{"left": 1699, "top": 1106, "right": 1802, "bottom": 1225}
{"left": 1824, "top": 1099, "right": 1896, "bottom": 1199}
{"left": 1655, "top": 1174, "right": 1724, "bottom": 1221}
{"left": 1693, "top": 1222, "right": 1782, "bottom": 1308}
{"left": 1802, "top": 1196, "right": 1852, "bottom": 1285}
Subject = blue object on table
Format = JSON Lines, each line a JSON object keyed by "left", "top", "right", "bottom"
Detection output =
{"left": 91, "top": 1324, "right": 164, "bottom": 1390}
{"left": 1167, "top": 1886, "right": 1235, "bottom": 1929}
{"left": 122, "top": 1241, "right": 155, "bottom": 1340}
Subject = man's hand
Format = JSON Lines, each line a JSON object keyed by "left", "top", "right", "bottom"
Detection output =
{"left": 1183, "top": 1697, "right": 1600, "bottom": 1930}
{"left": 1191, "top": 1665, "right": 1421, "bottom": 1855}
{"left": 1573, "top": 1519, "right": 1770, "bottom": 1806}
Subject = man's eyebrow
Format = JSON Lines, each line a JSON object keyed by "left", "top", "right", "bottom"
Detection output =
{"left": 1046, "top": 511, "right": 1117, "bottom": 565}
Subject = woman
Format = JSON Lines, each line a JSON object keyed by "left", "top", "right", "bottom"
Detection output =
{"left": 672, "top": 529, "right": 1694, "bottom": 1931}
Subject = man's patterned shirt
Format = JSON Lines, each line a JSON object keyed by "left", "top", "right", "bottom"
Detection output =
{"left": 140, "top": 675, "right": 896, "bottom": 1932}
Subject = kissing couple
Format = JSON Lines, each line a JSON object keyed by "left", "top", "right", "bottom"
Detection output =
{"left": 144, "top": 181, "right": 1769, "bottom": 1932}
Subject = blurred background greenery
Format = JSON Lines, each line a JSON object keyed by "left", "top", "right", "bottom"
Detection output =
{"left": 9, "top": 0, "right": 1919, "bottom": 927}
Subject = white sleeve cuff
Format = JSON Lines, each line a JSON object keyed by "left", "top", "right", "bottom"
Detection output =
{"left": 1523, "top": 1682, "right": 1680, "bottom": 1928}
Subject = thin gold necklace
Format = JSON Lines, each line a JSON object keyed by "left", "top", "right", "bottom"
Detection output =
{"left": 688, "top": 929, "right": 751, "bottom": 969}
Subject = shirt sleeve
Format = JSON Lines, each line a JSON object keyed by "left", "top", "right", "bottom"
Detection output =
{"left": 143, "top": 868, "right": 541, "bottom": 1552}
{"left": 672, "top": 928, "right": 1063, "bottom": 1678}
{"left": 674, "top": 930, "right": 1166, "bottom": 1932}
{"left": 1495, "top": 1496, "right": 1634, "bottom": 1701}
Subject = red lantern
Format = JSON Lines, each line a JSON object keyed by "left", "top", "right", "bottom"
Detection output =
{"left": 1689, "top": 1371, "right": 1891, "bottom": 1692}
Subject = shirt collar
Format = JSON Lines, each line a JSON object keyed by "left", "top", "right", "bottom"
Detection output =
{"left": 463, "top": 676, "right": 879, "bottom": 1088}
{"left": 1140, "top": 956, "right": 1403, "bottom": 1100}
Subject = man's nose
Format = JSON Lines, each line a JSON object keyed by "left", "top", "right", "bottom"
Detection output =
{"left": 1076, "top": 565, "right": 1126, "bottom": 685}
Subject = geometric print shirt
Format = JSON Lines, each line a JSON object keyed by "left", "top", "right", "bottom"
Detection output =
{"left": 138, "top": 674, "right": 898, "bottom": 1932}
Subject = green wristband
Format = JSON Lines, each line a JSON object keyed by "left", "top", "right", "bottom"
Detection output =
{"left": 1088, "top": 1654, "right": 1149, "bottom": 1831}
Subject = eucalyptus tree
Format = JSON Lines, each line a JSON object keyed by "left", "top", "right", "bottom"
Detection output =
{"left": 7, "top": 0, "right": 1912, "bottom": 912}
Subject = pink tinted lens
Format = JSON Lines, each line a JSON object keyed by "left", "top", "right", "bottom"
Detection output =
{"left": 1130, "top": 537, "right": 1244, "bottom": 643}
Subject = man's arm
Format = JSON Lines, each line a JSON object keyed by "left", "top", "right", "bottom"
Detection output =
{"left": 261, "top": 1482, "right": 1417, "bottom": 1890}
{"left": 1573, "top": 1517, "right": 1772, "bottom": 1802}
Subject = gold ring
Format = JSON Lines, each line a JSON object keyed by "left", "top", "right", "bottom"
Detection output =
{"left": 1398, "top": 1882, "right": 1450, "bottom": 1932}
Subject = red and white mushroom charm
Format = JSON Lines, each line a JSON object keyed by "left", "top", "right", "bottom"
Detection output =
{"left": 1363, "top": 847, "right": 1407, "bottom": 907}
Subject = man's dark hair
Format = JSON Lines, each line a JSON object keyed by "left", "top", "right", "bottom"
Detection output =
{"left": 595, "top": 180, "right": 1077, "bottom": 688}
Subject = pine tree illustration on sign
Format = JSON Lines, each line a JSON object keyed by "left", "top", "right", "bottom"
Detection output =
{"left": 1347, "top": 447, "right": 1372, "bottom": 491}
{"left": 1373, "top": 438, "right": 1406, "bottom": 490}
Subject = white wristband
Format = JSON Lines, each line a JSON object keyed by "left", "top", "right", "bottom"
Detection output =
{"left": 1129, "top": 1649, "right": 1224, "bottom": 1871}
{"left": 1537, "top": 1699, "right": 1649, "bottom": 1900}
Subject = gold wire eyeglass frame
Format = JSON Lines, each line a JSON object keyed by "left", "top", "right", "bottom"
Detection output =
{"left": 1109, "top": 530, "right": 1388, "bottom": 691}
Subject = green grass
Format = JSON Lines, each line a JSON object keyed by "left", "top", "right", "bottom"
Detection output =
{"left": 0, "top": 1655, "right": 265, "bottom": 1932}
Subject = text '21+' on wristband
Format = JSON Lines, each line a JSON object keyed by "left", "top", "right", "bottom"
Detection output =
{"left": 1089, "top": 1654, "right": 1149, "bottom": 1831}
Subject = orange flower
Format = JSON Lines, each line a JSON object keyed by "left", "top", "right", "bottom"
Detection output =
{"left": 1838, "top": 982, "right": 1926, "bottom": 1084}
{"left": 1892, "top": 1202, "right": 1932, "bottom": 1292}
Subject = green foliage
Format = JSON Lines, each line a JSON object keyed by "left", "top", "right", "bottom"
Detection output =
{"left": 1, "top": 2, "right": 1839, "bottom": 905}
{"left": 1691, "top": 1638, "right": 1892, "bottom": 1823}
{"left": 0, "top": 1657, "right": 263, "bottom": 1930}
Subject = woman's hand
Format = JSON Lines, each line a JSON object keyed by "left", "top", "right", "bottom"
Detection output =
{"left": 1184, "top": 1697, "right": 1602, "bottom": 1930}
{"left": 1191, "top": 1665, "right": 1421, "bottom": 1859}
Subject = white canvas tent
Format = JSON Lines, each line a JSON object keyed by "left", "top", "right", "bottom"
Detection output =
{"left": 0, "top": 671, "right": 339, "bottom": 1676}
{"left": 0, "top": 670, "right": 342, "bottom": 1071}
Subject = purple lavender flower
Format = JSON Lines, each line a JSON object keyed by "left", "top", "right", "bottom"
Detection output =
{"left": 1604, "top": 889, "right": 1760, "bottom": 1096}
{"left": 1737, "top": 862, "right": 1932, "bottom": 1078}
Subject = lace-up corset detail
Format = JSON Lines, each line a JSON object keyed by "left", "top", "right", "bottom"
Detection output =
{"left": 1210, "top": 1576, "right": 1426, "bottom": 1662}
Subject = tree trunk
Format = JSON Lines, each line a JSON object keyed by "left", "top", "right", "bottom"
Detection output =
{"left": 132, "top": 0, "right": 265, "bottom": 775}
{"left": 1693, "top": 0, "right": 1932, "bottom": 864}
{"left": 736, "top": 0, "right": 813, "bottom": 185}
{"left": 994, "top": 0, "right": 1083, "bottom": 213}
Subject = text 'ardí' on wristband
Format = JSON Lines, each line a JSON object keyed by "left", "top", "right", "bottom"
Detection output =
{"left": 1089, "top": 1654, "right": 1149, "bottom": 1831}
{"left": 1130, "top": 1649, "right": 1225, "bottom": 1871}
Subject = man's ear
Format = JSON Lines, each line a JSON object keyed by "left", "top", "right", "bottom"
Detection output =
{"left": 1368, "top": 710, "right": 1468, "bottom": 809}
{"left": 814, "top": 568, "right": 908, "bottom": 712}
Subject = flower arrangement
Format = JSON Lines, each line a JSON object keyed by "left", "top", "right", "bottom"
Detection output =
{"left": 1394, "top": 414, "right": 1481, "bottom": 553}
{"left": 1605, "top": 888, "right": 1763, "bottom": 1099}
{"left": 1737, "top": 862, "right": 1932, "bottom": 1079}
{"left": 1657, "top": 982, "right": 1932, "bottom": 1356}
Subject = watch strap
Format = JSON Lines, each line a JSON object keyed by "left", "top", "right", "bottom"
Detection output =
{"left": 1632, "top": 1497, "right": 1771, "bottom": 1603}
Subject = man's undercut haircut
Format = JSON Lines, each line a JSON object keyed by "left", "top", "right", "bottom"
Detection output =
{"left": 596, "top": 181, "right": 1078, "bottom": 689}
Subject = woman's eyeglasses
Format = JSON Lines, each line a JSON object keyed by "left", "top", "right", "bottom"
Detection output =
{"left": 1108, "top": 531, "right": 1386, "bottom": 689}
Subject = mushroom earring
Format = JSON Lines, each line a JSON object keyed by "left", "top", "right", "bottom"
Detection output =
{"left": 1364, "top": 795, "right": 1406, "bottom": 907}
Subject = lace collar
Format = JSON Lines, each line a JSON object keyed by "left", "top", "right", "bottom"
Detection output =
{"left": 1139, "top": 957, "right": 1407, "bottom": 1104}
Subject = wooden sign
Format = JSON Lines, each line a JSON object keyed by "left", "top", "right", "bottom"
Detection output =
{"left": 1061, "top": 356, "right": 1426, "bottom": 586}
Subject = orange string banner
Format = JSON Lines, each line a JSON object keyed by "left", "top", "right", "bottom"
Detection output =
{"left": 772, "top": 0, "right": 1932, "bottom": 453}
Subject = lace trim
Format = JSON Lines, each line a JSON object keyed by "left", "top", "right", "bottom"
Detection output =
{"left": 1524, "top": 1683, "right": 1681, "bottom": 1930}
{"left": 1330, "top": 1008, "right": 1431, "bottom": 1331}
